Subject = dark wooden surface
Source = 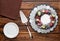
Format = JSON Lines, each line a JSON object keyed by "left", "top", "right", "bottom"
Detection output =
{"left": 0, "top": 0, "right": 60, "bottom": 41}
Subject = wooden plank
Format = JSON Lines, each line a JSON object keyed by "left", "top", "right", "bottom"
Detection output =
{"left": 20, "top": 2, "right": 60, "bottom": 10}
{"left": 22, "top": 0, "right": 60, "bottom": 2}
{"left": 0, "top": 33, "right": 60, "bottom": 41}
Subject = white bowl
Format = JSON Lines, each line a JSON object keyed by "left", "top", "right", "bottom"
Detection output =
{"left": 3, "top": 22, "right": 19, "bottom": 38}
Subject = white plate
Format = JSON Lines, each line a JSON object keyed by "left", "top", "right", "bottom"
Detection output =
{"left": 3, "top": 22, "right": 19, "bottom": 38}
{"left": 29, "top": 5, "right": 58, "bottom": 33}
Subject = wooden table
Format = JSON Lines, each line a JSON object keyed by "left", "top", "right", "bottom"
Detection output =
{"left": 0, "top": 0, "right": 60, "bottom": 41}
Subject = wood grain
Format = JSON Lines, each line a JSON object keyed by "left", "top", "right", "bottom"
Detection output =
{"left": 0, "top": 1, "right": 60, "bottom": 41}
{"left": 0, "top": 33, "right": 60, "bottom": 41}
{"left": 22, "top": 0, "right": 60, "bottom": 2}
{"left": 20, "top": 2, "right": 60, "bottom": 10}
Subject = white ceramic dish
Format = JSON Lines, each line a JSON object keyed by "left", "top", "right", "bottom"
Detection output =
{"left": 3, "top": 22, "right": 19, "bottom": 38}
{"left": 29, "top": 5, "right": 58, "bottom": 33}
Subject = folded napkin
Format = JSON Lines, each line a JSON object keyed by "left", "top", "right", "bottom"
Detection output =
{"left": 0, "top": 0, "right": 22, "bottom": 19}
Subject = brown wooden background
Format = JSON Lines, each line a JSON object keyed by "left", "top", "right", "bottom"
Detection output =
{"left": 0, "top": 0, "right": 60, "bottom": 41}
